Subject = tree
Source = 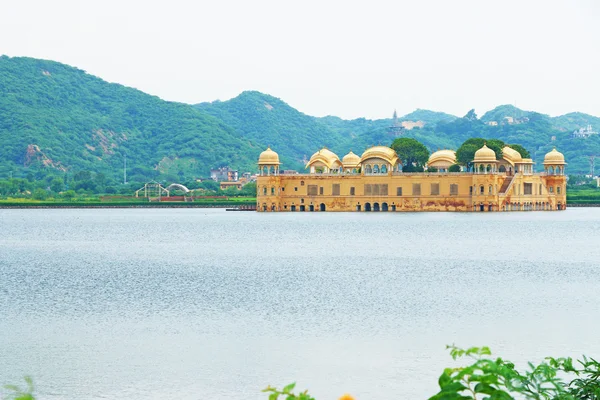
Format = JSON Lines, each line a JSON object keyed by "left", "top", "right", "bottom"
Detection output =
{"left": 199, "top": 180, "right": 220, "bottom": 192}
{"left": 464, "top": 109, "right": 478, "bottom": 121}
{"left": 390, "top": 137, "right": 429, "bottom": 170}
{"left": 32, "top": 188, "right": 48, "bottom": 200}
{"left": 448, "top": 164, "right": 461, "bottom": 172}
{"left": 50, "top": 177, "right": 64, "bottom": 193}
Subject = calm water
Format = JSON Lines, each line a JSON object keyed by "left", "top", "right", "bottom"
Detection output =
{"left": 1, "top": 208, "right": 599, "bottom": 399}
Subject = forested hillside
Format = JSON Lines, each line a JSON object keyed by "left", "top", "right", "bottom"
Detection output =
{"left": 1, "top": 55, "right": 599, "bottom": 186}
{"left": 0, "top": 56, "right": 260, "bottom": 184}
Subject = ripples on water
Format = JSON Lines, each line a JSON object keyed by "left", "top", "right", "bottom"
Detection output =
{"left": 1, "top": 209, "right": 599, "bottom": 399}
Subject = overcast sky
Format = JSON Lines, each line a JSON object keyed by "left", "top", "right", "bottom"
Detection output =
{"left": 2, "top": 0, "right": 599, "bottom": 119}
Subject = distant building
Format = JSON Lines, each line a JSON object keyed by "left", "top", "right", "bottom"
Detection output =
{"left": 220, "top": 181, "right": 244, "bottom": 190}
{"left": 401, "top": 120, "right": 424, "bottom": 130}
{"left": 571, "top": 125, "right": 598, "bottom": 139}
{"left": 387, "top": 109, "right": 405, "bottom": 137}
{"left": 211, "top": 167, "right": 238, "bottom": 182}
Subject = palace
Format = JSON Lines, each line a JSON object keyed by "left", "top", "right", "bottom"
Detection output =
{"left": 256, "top": 144, "right": 567, "bottom": 212}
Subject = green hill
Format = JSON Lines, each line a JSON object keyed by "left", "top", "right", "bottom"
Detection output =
{"left": 551, "top": 112, "right": 600, "bottom": 132}
{"left": 480, "top": 104, "right": 532, "bottom": 123}
{"left": 1, "top": 55, "right": 599, "bottom": 185}
{"left": 0, "top": 56, "right": 260, "bottom": 184}
{"left": 401, "top": 109, "right": 457, "bottom": 124}
{"left": 196, "top": 91, "right": 353, "bottom": 169}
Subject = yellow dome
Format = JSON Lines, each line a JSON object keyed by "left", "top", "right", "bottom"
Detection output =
{"left": 427, "top": 149, "right": 456, "bottom": 166}
{"left": 306, "top": 147, "right": 341, "bottom": 169}
{"left": 258, "top": 147, "right": 280, "bottom": 165}
{"left": 360, "top": 146, "right": 399, "bottom": 165}
{"left": 543, "top": 148, "right": 566, "bottom": 165}
{"left": 342, "top": 151, "right": 361, "bottom": 168}
{"left": 502, "top": 146, "right": 522, "bottom": 164}
{"left": 473, "top": 144, "right": 497, "bottom": 163}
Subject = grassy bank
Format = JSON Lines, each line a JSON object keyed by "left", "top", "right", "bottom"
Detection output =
{"left": 566, "top": 188, "right": 600, "bottom": 205}
{"left": 0, "top": 197, "right": 257, "bottom": 208}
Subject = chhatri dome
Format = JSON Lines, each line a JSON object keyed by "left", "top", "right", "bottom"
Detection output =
{"left": 501, "top": 146, "right": 522, "bottom": 164}
{"left": 258, "top": 147, "right": 280, "bottom": 164}
{"left": 543, "top": 148, "right": 566, "bottom": 164}
{"left": 473, "top": 143, "right": 497, "bottom": 163}
{"left": 342, "top": 151, "right": 361, "bottom": 169}
{"left": 305, "top": 147, "right": 343, "bottom": 173}
{"left": 306, "top": 147, "right": 341, "bottom": 169}
{"left": 360, "top": 145, "right": 399, "bottom": 165}
{"left": 428, "top": 149, "right": 456, "bottom": 165}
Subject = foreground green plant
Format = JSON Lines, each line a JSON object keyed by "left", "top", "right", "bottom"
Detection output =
{"left": 262, "top": 382, "right": 316, "bottom": 400}
{"left": 429, "top": 345, "right": 600, "bottom": 400}
{"left": 3, "top": 376, "right": 35, "bottom": 400}
{"left": 265, "top": 346, "right": 600, "bottom": 400}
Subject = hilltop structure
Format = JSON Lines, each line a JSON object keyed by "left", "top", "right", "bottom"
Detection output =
{"left": 571, "top": 125, "right": 598, "bottom": 139}
{"left": 387, "top": 110, "right": 405, "bottom": 137}
{"left": 256, "top": 144, "right": 567, "bottom": 212}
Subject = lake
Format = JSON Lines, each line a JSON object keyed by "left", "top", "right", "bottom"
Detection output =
{"left": 1, "top": 208, "right": 599, "bottom": 399}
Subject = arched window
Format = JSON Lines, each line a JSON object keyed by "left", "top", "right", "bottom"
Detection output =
{"left": 480, "top": 185, "right": 484, "bottom": 194}
{"left": 269, "top": 166, "right": 275, "bottom": 175}
{"left": 479, "top": 164, "right": 484, "bottom": 173}
{"left": 271, "top": 187, "right": 275, "bottom": 195}
{"left": 489, "top": 185, "right": 493, "bottom": 194}
{"left": 373, "top": 165, "right": 379, "bottom": 173}
{"left": 486, "top": 164, "right": 492, "bottom": 173}
{"left": 263, "top": 187, "right": 267, "bottom": 195}
{"left": 557, "top": 186, "right": 561, "bottom": 194}
{"left": 365, "top": 165, "right": 372, "bottom": 174}
{"left": 499, "top": 165, "right": 506, "bottom": 173}
{"left": 381, "top": 165, "right": 387, "bottom": 173}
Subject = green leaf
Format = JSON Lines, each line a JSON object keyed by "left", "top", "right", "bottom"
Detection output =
{"left": 282, "top": 382, "right": 296, "bottom": 394}
{"left": 439, "top": 381, "right": 468, "bottom": 393}
{"left": 474, "top": 382, "right": 496, "bottom": 394}
{"left": 269, "top": 392, "right": 279, "bottom": 400}
{"left": 488, "top": 390, "right": 514, "bottom": 400}
{"left": 438, "top": 370, "right": 453, "bottom": 388}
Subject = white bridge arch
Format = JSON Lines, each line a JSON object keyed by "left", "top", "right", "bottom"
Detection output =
{"left": 166, "top": 183, "right": 190, "bottom": 193}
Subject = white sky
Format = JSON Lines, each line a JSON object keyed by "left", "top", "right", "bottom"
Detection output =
{"left": 2, "top": 0, "right": 599, "bottom": 119}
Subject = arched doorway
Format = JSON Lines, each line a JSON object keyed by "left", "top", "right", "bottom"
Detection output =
{"left": 356, "top": 204, "right": 361, "bottom": 211}
{"left": 300, "top": 205, "right": 306, "bottom": 211}
{"left": 309, "top": 205, "right": 315, "bottom": 212}
{"left": 365, "top": 203, "right": 371, "bottom": 211}
{"left": 499, "top": 165, "right": 506, "bottom": 173}
{"left": 391, "top": 204, "right": 396, "bottom": 211}
{"left": 320, "top": 203, "right": 326, "bottom": 211}
{"left": 382, "top": 202, "right": 389, "bottom": 211}
{"left": 291, "top": 205, "right": 296, "bottom": 211}
{"left": 373, "top": 202, "right": 380, "bottom": 211}
{"left": 479, "top": 203, "right": 484, "bottom": 212}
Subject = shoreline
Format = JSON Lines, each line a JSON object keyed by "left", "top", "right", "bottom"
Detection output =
{"left": 1, "top": 203, "right": 598, "bottom": 209}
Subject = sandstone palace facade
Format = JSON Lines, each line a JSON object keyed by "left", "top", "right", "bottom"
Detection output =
{"left": 256, "top": 144, "right": 567, "bottom": 212}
